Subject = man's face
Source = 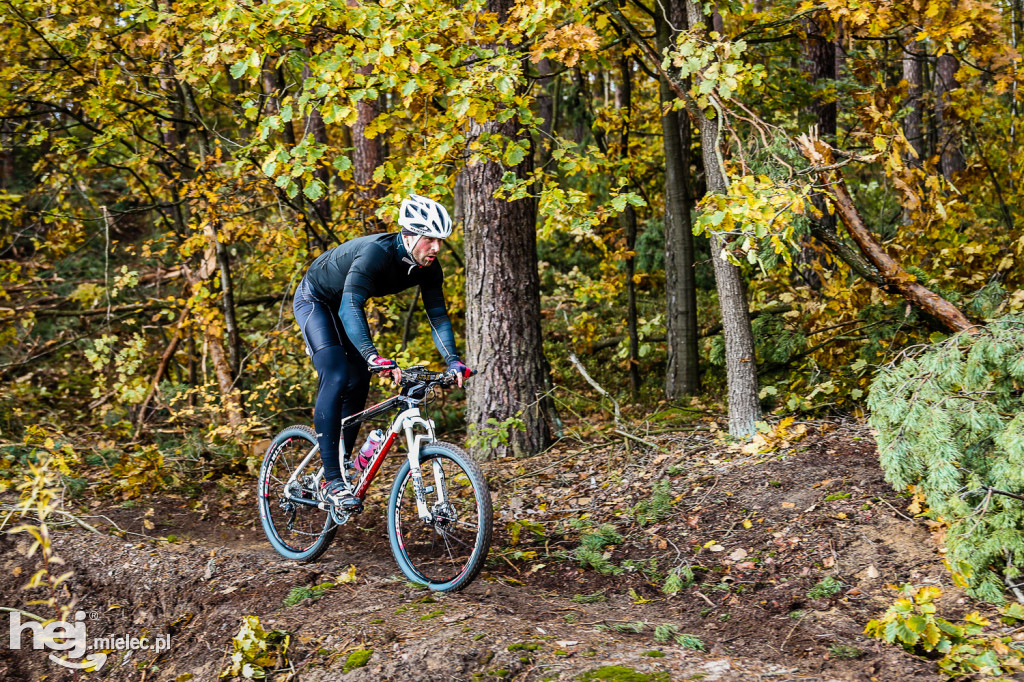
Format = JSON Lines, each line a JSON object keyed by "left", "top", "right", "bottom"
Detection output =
{"left": 411, "top": 236, "right": 442, "bottom": 266}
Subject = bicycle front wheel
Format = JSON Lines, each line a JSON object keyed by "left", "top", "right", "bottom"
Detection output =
{"left": 387, "top": 442, "right": 492, "bottom": 592}
{"left": 258, "top": 425, "right": 337, "bottom": 562}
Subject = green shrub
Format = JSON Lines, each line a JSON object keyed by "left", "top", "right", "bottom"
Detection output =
{"left": 869, "top": 317, "right": 1024, "bottom": 603}
{"left": 865, "top": 585, "right": 1024, "bottom": 678}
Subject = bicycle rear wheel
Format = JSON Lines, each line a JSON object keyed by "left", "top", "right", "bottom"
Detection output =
{"left": 258, "top": 425, "right": 337, "bottom": 562}
{"left": 387, "top": 441, "right": 492, "bottom": 592}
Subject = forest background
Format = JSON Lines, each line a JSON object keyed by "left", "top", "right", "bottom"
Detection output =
{"left": 2, "top": 0, "right": 1024, "bottom": 602}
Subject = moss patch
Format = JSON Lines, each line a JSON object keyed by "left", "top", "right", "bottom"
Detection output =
{"left": 577, "top": 666, "right": 670, "bottom": 682}
{"left": 342, "top": 649, "right": 373, "bottom": 672}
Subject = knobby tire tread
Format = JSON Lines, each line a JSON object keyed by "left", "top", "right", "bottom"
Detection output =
{"left": 387, "top": 441, "right": 493, "bottom": 592}
{"left": 258, "top": 424, "right": 337, "bottom": 563}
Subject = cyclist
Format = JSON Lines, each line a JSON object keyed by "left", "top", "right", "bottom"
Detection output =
{"left": 292, "top": 194, "right": 472, "bottom": 512}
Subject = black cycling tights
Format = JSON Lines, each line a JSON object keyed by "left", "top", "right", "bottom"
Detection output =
{"left": 294, "top": 278, "right": 371, "bottom": 481}
{"left": 312, "top": 345, "right": 370, "bottom": 481}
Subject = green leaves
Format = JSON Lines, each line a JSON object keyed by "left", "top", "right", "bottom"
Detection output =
{"left": 866, "top": 585, "right": 1024, "bottom": 678}
{"left": 230, "top": 51, "right": 262, "bottom": 81}
{"left": 303, "top": 179, "right": 325, "bottom": 202}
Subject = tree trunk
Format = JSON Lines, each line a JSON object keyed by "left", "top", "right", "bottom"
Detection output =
{"left": 536, "top": 58, "right": 556, "bottom": 173}
{"left": 205, "top": 221, "right": 241, "bottom": 379}
{"left": 261, "top": 63, "right": 294, "bottom": 145}
{"left": 901, "top": 30, "right": 925, "bottom": 164}
{"left": 463, "top": 0, "right": 553, "bottom": 458}
{"left": 806, "top": 18, "right": 837, "bottom": 142}
{"left": 799, "top": 15, "right": 838, "bottom": 288}
{"left": 352, "top": 55, "right": 385, "bottom": 234}
{"left": 934, "top": 53, "right": 965, "bottom": 182}
{"left": 617, "top": 56, "right": 641, "bottom": 396}
{"left": 657, "top": 6, "right": 700, "bottom": 398}
{"left": 183, "top": 254, "right": 246, "bottom": 429}
{"left": 684, "top": 0, "right": 761, "bottom": 436}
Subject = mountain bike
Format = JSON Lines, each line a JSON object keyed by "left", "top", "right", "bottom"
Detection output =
{"left": 257, "top": 366, "right": 492, "bottom": 593}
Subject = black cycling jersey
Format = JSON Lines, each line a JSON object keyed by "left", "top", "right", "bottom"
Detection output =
{"left": 302, "top": 232, "right": 459, "bottom": 364}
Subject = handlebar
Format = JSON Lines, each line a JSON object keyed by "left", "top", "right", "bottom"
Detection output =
{"left": 369, "top": 364, "right": 479, "bottom": 391}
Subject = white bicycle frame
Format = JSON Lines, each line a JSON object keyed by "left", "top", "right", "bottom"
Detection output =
{"left": 284, "top": 403, "right": 440, "bottom": 522}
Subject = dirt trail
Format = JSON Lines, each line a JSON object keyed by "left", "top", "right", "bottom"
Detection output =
{"left": 1, "top": 423, "right": 955, "bottom": 681}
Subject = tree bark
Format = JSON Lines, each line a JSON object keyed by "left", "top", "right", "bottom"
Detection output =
{"left": 800, "top": 15, "right": 838, "bottom": 288}
{"left": 934, "top": 53, "right": 965, "bottom": 182}
{"left": 463, "top": 0, "right": 553, "bottom": 458}
{"left": 657, "top": 5, "right": 700, "bottom": 398}
{"left": 205, "top": 221, "right": 240, "bottom": 379}
{"left": 352, "top": 87, "right": 385, "bottom": 233}
{"left": 617, "top": 56, "right": 641, "bottom": 396}
{"left": 798, "top": 136, "right": 978, "bottom": 334}
{"left": 684, "top": 0, "right": 761, "bottom": 437}
{"left": 901, "top": 30, "right": 925, "bottom": 164}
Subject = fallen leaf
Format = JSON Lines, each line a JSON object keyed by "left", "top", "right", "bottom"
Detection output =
{"left": 742, "top": 519, "right": 752, "bottom": 529}
{"left": 336, "top": 564, "right": 358, "bottom": 584}
{"left": 556, "top": 641, "right": 579, "bottom": 647}
{"left": 728, "top": 548, "right": 748, "bottom": 561}
{"left": 781, "top": 502, "right": 795, "bottom": 509}
{"left": 866, "top": 565, "right": 880, "bottom": 579}
{"left": 709, "top": 545, "right": 725, "bottom": 552}
{"left": 735, "top": 561, "right": 756, "bottom": 570}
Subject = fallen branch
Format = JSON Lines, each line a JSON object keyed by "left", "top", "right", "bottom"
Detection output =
{"left": 612, "top": 429, "right": 671, "bottom": 456}
{"left": 135, "top": 307, "right": 190, "bottom": 434}
{"left": 797, "top": 134, "right": 979, "bottom": 335}
{"left": 567, "top": 352, "right": 621, "bottom": 428}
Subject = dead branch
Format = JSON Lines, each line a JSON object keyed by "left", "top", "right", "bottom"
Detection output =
{"left": 567, "top": 352, "right": 621, "bottom": 428}
{"left": 797, "top": 134, "right": 979, "bottom": 335}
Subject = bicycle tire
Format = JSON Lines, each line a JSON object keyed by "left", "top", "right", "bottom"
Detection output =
{"left": 387, "top": 441, "right": 492, "bottom": 592}
{"left": 258, "top": 425, "right": 337, "bottom": 562}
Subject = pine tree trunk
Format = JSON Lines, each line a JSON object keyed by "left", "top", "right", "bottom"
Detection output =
{"left": 352, "top": 89, "right": 385, "bottom": 233}
{"left": 462, "top": 0, "right": 553, "bottom": 458}
{"left": 902, "top": 30, "right": 925, "bottom": 164}
{"left": 684, "top": 0, "right": 761, "bottom": 436}
{"left": 799, "top": 16, "right": 838, "bottom": 288}
{"left": 617, "top": 56, "right": 641, "bottom": 396}
{"left": 658, "top": 2, "right": 700, "bottom": 398}
{"left": 935, "top": 53, "right": 965, "bottom": 182}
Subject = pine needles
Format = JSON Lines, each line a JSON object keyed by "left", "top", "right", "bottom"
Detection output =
{"left": 869, "top": 316, "right": 1024, "bottom": 602}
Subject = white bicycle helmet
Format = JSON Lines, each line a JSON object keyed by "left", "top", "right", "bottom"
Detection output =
{"left": 398, "top": 194, "right": 453, "bottom": 239}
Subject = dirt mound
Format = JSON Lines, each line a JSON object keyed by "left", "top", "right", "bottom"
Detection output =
{"left": 2, "top": 422, "right": 955, "bottom": 680}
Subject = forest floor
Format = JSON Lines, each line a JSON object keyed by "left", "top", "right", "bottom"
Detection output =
{"left": 1, "top": 419, "right": 982, "bottom": 681}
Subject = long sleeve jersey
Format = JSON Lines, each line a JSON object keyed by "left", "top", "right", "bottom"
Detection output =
{"left": 303, "top": 232, "right": 460, "bottom": 364}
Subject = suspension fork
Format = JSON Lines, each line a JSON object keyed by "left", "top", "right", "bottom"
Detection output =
{"left": 396, "top": 408, "right": 438, "bottom": 522}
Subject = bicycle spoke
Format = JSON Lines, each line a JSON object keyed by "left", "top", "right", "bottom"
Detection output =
{"left": 259, "top": 427, "right": 335, "bottom": 560}
{"left": 392, "top": 450, "right": 488, "bottom": 587}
